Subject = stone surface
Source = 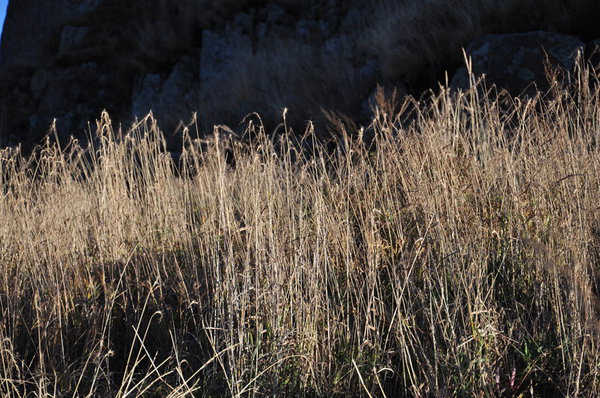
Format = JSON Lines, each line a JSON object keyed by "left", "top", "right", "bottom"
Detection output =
{"left": 0, "top": 0, "right": 599, "bottom": 151}
{"left": 0, "top": 0, "right": 96, "bottom": 69}
{"left": 199, "top": 29, "right": 252, "bottom": 88}
{"left": 451, "top": 31, "right": 586, "bottom": 96}
{"left": 588, "top": 39, "right": 600, "bottom": 74}
{"left": 59, "top": 26, "right": 92, "bottom": 54}
{"left": 132, "top": 56, "right": 200, "bottom": 144}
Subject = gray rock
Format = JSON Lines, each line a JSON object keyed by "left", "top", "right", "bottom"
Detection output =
{"left": 2, "top": 0, "right": 598, "bottom": 156}
{"left": 36, "top": 68, "right": 82, "bottom": 111}
{"left": 233, "top": 13, "right": 253, "bottom": 34}
{"left": 30, "top": 69, "right": 52, "bottom": 99}
{"left": 59, "top": 26, "right": 91, "bottom": 53}
{"left": 132, "top": 74, "right": 162, "bottom": 117}
{"left": 199, "top": 29, "right": 252, "bottom": 88}
{"left": 266, "top": 4, "right": 287, "bottom": 25}
{"left": 587, "top": 39, "right": 600, "bottom": 73}
{"left": 451, "top": 31, "right": 585, "bottom": 96}
{"left": 132, "top": 56, "right": 199, "bottom": 139}
{"left": 75, "top": 0, "right": 103, "bottom": 14}
{"left": 0, "top": 0, "right": 87, "bottom": 69}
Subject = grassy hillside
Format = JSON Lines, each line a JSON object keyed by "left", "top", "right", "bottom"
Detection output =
{"left": 0, "top": 71, "right": 599, "bottom": 396}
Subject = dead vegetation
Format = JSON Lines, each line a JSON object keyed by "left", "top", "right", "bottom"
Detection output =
{"left": 0, "top": 68, "right": 600, "bottom": 396}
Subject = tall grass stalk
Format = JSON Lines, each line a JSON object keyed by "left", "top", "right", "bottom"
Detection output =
{"left": 0, "top": 76, "right": 599, "bottom": 396}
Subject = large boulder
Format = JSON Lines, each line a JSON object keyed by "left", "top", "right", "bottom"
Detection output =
{"left": 451, "top": 31, "right": 586, "bottom": 96}
{"left": 0, "top": 0, "right": 100, "bottom": 70}
{"left": 587, "top": 39, "right": 600, "bottom": 74}
{"left": 131, "top": 56, "right": 200, "bottom": 146}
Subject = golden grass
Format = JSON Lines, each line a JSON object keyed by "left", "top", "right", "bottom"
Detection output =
{"left": 1, "top": 73, "right": 599, "bottom": 396}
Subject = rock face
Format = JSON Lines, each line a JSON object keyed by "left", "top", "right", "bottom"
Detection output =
{"left": 0, "top": 0, "right": 100, "bottom": 70}
{"left": 451, "top": 31, "right": 587, "bottom": 96}
{"left": 1, "top": 0, "right": 600, "bottom": 152}
{"left": 0, "top": 0, "right": 380, "bottom": 151}
{"left": 588, "top": 39, "right": 600, "bottom": 75}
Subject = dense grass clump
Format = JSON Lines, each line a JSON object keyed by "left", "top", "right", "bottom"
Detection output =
{"left": 0, "top": 74, "right": 599, "bottom": 396}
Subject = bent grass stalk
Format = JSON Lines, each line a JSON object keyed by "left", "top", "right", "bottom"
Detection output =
{"left": 0, "top": 73, "right": 599, "bottom": 396}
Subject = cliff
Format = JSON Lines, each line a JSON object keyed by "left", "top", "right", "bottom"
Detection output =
{"left": 1, "top": 0, "right": 599, "bottom": 152}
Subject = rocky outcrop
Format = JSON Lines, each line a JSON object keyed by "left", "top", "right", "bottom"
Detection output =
{"left": 451, "top": 31, "right": 587, "bottom": 96}
{"left": 588, "top": 39, "right": 600, "bottom": 75}
{"left": 1, "top": 0, "right": 599, "bottom": 152}
{"left": 0, "top": 0, "right": 101, "bottom": 70}
{"left": 0, "top": 0, "right": 379, "bottom": 151}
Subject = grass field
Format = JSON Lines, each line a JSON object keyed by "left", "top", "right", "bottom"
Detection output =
{"left": 0, "top": 69, "right": 599, "bottom": 396}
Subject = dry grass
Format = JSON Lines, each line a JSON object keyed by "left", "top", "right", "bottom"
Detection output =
{"left": 1, "top": 70, "right": 600, "bottom": 397}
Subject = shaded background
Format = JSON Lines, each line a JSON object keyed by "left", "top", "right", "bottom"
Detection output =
{"left": 0, "top": 0, "right": 599, "bottom": 154}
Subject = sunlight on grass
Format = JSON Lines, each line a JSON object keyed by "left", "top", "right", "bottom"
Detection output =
{"left": 0, "top": 66, "right": 599, "bottom": 396}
